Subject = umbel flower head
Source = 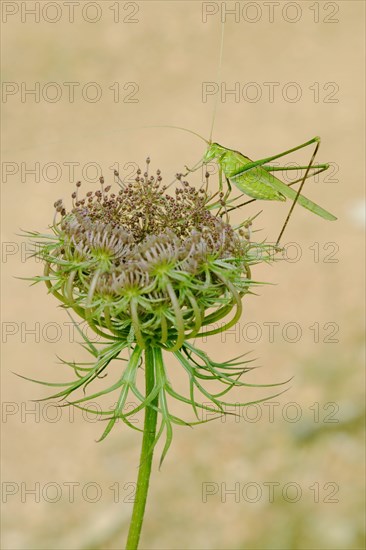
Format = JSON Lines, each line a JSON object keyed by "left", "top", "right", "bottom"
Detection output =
{"left": 25, "top": 159, "right": 286, "bottom": 462}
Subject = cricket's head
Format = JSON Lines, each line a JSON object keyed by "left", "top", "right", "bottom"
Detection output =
{"left": 203, "top": 142, "right": 227, "bottom": 163}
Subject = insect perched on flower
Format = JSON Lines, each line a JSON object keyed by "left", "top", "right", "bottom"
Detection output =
{"left": 24, "top": 159, "right": 285, "bottom": 459}
{"left": 19, "top": 18, "right": 338, "bottom": 550}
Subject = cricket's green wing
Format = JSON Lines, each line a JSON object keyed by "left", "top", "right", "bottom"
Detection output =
{"left": 231, "top": 165, "right": 337, "bottom": 221}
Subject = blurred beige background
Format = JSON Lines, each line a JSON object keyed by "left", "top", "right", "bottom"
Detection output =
{"left": 1, "top": 1, "right": 365, "bottom": 549}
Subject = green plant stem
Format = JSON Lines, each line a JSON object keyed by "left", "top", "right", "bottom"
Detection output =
{"left": 126, "top": 346, "right": 158, "bottom": 550}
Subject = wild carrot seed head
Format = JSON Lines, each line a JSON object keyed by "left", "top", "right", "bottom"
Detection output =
{"left": 25, "top": 158, "right": 285, "bottom": 452}
{"left": 35, "top": 160, "right": 270, "bottom": 350}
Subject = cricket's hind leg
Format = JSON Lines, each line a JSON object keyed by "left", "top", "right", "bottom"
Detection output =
{"left": 276, "top": 139, "right": 321, "bottom": 246}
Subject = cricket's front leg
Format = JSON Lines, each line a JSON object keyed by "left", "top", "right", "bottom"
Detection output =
{"left": 182, "top": 158, "right": 204, "bottom": 177}
{"left": 217, "top": 166, "right": 231, "bottom": 196}
{"left": 222, "top": 176, "right": 232, "bottom": 204}
{"left": 207, "top": 168, "right": 230, "bottom": 213}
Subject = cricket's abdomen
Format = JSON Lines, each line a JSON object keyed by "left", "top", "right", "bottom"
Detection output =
{"left": 230, "top": 170, "right": 286, "bottom": 201}
{"left": 221, "top": 151, "right": 286, "bottom": 201}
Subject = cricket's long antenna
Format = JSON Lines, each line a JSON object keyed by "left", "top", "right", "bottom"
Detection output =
{"left": 209, "top": 21, "right": 225, "bottom": 142}
{"left": 276, "top": 139, "right": 321, "bottom": 246}
{"left": 144, "top": 125, "right": 208, "bottom": 144}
